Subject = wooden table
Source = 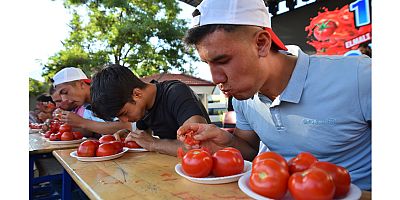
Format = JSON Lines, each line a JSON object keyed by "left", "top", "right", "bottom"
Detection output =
{"left": 53, "top": 149, "right": 371, "bottom": 200}
{"left": 29, "top": 133, "right": 80, "bottom": 155}
{"left": 29, "top": 133, "right": 81, "bottom": 199}
{"left": 53, "top": 149, "right": 251, "bottom": 200}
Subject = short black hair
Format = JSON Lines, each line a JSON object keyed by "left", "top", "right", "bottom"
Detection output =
{"left": 183, "top": 24, "right": 239, "bottom": 46}
{"left": 90, "top": 64, "right": 147, "bottom": 121}
{"left": 36, "top": 94, "right": 54, "bottom": 103}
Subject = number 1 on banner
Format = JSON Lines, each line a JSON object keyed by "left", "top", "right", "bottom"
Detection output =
{"left": 350, "top": 0, "right": 371, "bottom": 27}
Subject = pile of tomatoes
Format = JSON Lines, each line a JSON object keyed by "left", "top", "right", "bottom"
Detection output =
{"left": 43, "top": 123, "right": 83, "bottom": 141}
{"left": 180, "top": 147, "right": 244, "bottom": 178}
{"left": 77, "top": 135, "right": 141, "bottom": 157}
{"left": 249, "top": 151, "right": 351, "bottom": 200}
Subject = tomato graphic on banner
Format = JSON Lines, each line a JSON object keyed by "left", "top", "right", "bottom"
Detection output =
{"left": 305, "top": 0, "right": 371, "bottom": 55}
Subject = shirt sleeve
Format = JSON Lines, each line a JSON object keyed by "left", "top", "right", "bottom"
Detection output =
{"left": 166, "top": 82, "right": 209, "bottom": 126}
{"left": 357, "top": 56, "right": 371, "bottom": 122}
{"left": 82, "top": 109, "right": 105, "bottom": 122}
{"left": 232, "top": 98, "right": 253, "bottom": 131}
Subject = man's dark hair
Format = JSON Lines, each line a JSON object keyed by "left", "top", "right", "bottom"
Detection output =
{"left": 36, "top": 94, "right": 54, "bottom": 103}
{"left": 183, "top": 24, "right": 239, "bottom": 46}
{"left": 91, "top": 64, "right": 147, "bottom": 121}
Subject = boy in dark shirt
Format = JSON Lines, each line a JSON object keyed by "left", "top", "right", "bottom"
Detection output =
{"left": 91, "top": 64, "right": 210, "bottom": 156}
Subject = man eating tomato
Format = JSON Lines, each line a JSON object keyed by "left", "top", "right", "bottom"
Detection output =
{"left": 90, "top": 64, "right": 211, "bottom": 156}
{"left": 177, "top": 0, "right": 371, "bottom": 191}
{"left": 51, "top": 67, "right": 132, "bottom": 137}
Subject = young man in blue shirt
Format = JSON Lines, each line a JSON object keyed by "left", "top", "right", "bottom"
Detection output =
{"left": 177, "top": 0, "right": 371, "bottom": 190}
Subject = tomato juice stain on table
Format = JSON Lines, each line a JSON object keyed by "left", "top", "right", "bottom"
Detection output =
{"left": 52, "top": 149, "right": 252, "bottom": 200}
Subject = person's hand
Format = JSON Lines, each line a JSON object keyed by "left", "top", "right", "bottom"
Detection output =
{"left": 177, "top": 123, "right": 234, "bottom": 154}
{"left": 60, "top": 111, "right": 84, "bottom": 127}
{"left": 37, "top": 112, "right": 52, "bottom": 122}
{"left": 125, "top": 130, "right": 156, "bottom": 151}
{"left": 113, "top": 129, "right": 131, "bottom": 141}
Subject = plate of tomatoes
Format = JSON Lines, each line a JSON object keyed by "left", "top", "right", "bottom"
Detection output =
{"left": 238, "top": 173, "right": 362, "bottom": 200}
{"left": 70, "top": 147, "right": 129, "bottom": 162}
{"left": 175, "top": 160, "right": 252, "bottom": 184}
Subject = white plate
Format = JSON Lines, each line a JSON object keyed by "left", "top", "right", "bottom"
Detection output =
{"left": 46, "top": 137, "right": 87, "bottom": 145}
{"left": 70, "top": 147, "right": 129, "bottom": 162}
{"left": 127, "top": 148, "right": 149, "bottom": 152}
{"left": 175, "top": 160, "right": 252, "bottom": 184}
{"left": 238, "top": 173, "right": 362, "bottom": 200}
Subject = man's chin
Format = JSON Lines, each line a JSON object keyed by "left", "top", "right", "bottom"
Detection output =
{"left": 232, "top": 93, "right": 254, "bottom": 101}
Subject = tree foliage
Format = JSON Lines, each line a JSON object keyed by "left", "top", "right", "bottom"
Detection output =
{"left": 29, "top": 78, "right": 51, "bottom": 98}
{"left": 42, "top": 0, "right": 197, "bottom": 80}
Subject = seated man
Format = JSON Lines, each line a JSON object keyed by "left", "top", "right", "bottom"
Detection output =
{"left": 90, "top": 64, "right": 211, "bottom": 156}
{"left": 51, "top": 67, "right": 132, "bottom": 137}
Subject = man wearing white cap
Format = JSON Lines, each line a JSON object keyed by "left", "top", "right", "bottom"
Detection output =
{"left": 177, "top": 0, "right": 371, "bottom": 190}
{"left": 52, "top": 67, "right": 131, "bottom": 136}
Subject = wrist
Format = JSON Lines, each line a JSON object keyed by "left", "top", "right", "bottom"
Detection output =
{"left": 149, "top": 138, "right": 158, "bottom": 152}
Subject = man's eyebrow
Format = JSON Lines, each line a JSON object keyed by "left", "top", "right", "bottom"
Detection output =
{"left": 209, "top": 54, "right": 228, "bottom": 62}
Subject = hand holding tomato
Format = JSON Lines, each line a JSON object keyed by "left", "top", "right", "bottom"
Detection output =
{"left": 59, "top": 111, "right": 85, "bottom": 128}
{"left": 177, "top": 123, "right": 234, "bottom": 154}
{"left": 124, "top": 130, "right": 154, "bottom": 151}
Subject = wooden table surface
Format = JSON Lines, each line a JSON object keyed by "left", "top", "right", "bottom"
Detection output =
{"left": 29, "top": 133, "right": 80, "bottom": 155}
{"left": 53, "top": 149, "right": 372, "bottom": 200}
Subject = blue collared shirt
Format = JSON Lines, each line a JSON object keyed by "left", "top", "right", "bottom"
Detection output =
{"left": 234, "top": 50, "right": 371, "bottom": 190}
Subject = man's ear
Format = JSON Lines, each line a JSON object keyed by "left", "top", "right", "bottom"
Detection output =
{"left": 256, "top": 30, "right": 272, "bottom": 57}
{"left": 131, "top": 88, "right": 143, "bottom": 101}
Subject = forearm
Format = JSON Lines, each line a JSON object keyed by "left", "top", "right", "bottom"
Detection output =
{"left": 150, "top": 139, "right": 185, "bottom": 157}
{"left": 79, "top": 119, "right": 132, "bottom": 135}
{"left": 228, "top": 135, "right": 259, "bottom": 161}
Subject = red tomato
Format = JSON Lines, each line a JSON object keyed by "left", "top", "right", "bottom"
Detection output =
{"left": 288, "top": 168, "right": 335, "bottom": 200}
{"left": 252, "top": 151, "right": 289, "bottom": 172}
{"left": 125, "top": 141, "right": 141, "bottom": 148}
{"left": 49, "top": 133, "right": 59, "bottom": 141}
{"left": 72, "top": 131, "right": 83, "bottom": 140}
{"left": 50, "top": 122, "right": 60, "bottom": 132}
{"left": 44, "top": 131, "right": 52, "bottom": 138}
{"left": 109, "top": 141, "right": 124, "bottom": 153}
{"left": 249, "top": 159, "right": 290, "bottom": 199}
{"left": 59, "top": 124, "right": 72, "bottom": 133}
{"left": 77, "top": 140, "right": 99, "bottom": 157}
{"left": 310, "top": 161, "right": 351, "bottom": 198}
{"left": 182, "top": 149, "right": 213, "bottom": 178}
{"left": 288, "top": 152, "right": 318, "bottom": 174}
{"left": 61, "top": 131, "right": 74, "bottom": 141}
{"left": 182, "top": 129, "right": 200, "bottom": 146}
{"left": 96, "top": 143, "right": 118, "bottom": 157}
{"left": 313, "top": 20, "right": 338, "bottom": 41}
{"left": 99, "top": 135, "right": 116, "bottom": 144}
{"left": 212, "top": 147, "right": 244, "bottom": 177}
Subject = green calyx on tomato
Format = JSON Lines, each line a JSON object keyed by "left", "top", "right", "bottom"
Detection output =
{"left": 258, "top": 172, "right": 268, "bottom": 179}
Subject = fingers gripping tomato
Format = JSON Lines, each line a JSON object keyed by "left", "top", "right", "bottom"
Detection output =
{"left": 212, "top": 147, "right": 244, "bottom": 177}
{"left": 288, "top": 168, "right": 335, "bottom": 200}
{"left": 182, "top": 149, "right": 213, "bottom": 178}
{"left": 182, "top": 130, "right": 200, "bottom": 146}
{"left": 250, "top": 159, "right": 290, "bottom": 199}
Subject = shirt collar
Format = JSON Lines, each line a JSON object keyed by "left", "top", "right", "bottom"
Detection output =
{"left": 279, "top": 49, "right": 309, "bottom": 104}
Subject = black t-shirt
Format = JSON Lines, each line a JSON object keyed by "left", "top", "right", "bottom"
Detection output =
{"left": 136, "top": 80, "right": 211, "bottom": 139}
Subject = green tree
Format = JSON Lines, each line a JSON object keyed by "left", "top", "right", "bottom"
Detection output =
{"left": 42, "top": 0, "right": 197, "bottom": 80}
{"left": 29, "top": 78, "right": 51, "bottom": 98}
